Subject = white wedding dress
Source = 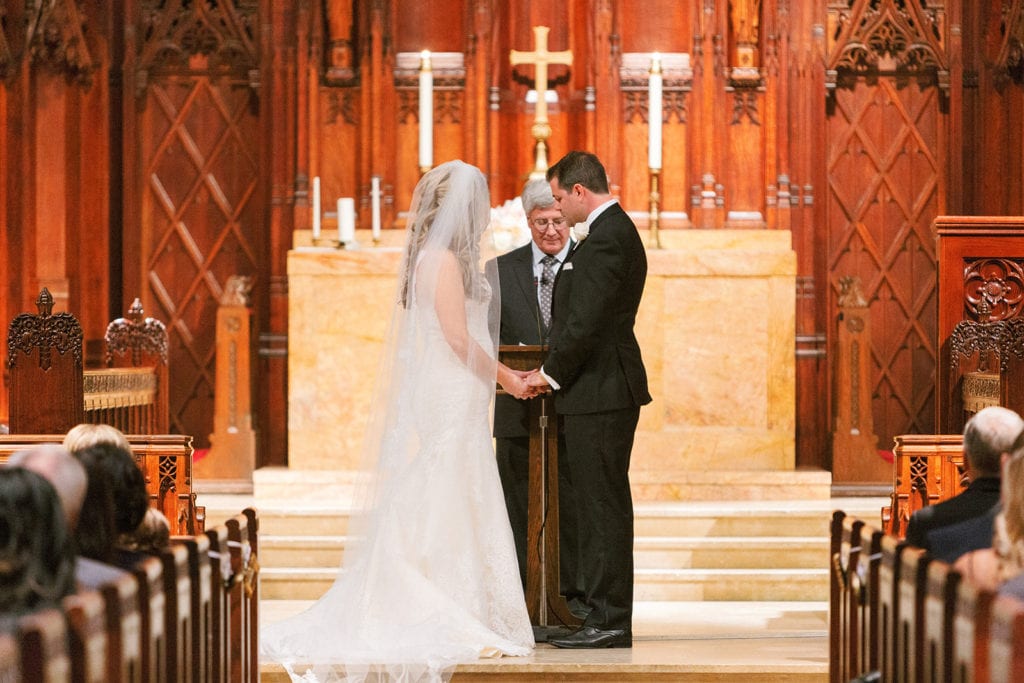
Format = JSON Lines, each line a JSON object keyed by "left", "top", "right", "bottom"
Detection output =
{"left": 262, "top": 162, "right": 533, "bottom": 683}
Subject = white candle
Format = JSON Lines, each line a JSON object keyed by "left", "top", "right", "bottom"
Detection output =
{"left": 338, "top": 197, "right": 355, "bottom": 243}
{"left": 370, "top": 176, "right": 382, "bottom": 242}
{"left": 419, "top": 50, "right": 433, "bottom": 170}
{"left": 312, "top": 176, "right": 322, "bottom": 239}
{"left": 648, "top": 53, "right": 663, "bottom": 170}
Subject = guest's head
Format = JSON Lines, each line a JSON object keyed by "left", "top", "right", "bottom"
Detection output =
{"left": 120, "top": 507, "right": 171, "bottom": 556}
{"left": 5, "top": 444, "right": 86, "bottom": 531}
{"left": 0, "top": 467, "right": 77, "bottom": 616}
{"left": 962, "top": 406, "right": 1024, "bottom": 477}
{"left": 522, "top": 179, "right": 569, "bottom": 256}
{"left": 74, "top": 442, "right": 149, "bottom": 564}
{"left": 546, "top": 151, "right": 610, "bottom": 225}
{"left": 63, "top": 423, "right": 131, "bottom": 454}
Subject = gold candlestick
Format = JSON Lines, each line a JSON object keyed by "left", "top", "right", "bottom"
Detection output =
{"left": 649, "top": 168, "right": 663, "bottom": 249}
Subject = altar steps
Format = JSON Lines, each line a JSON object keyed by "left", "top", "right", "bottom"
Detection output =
{"left": 200, "top": 490, "right": 886, "bottom": 604}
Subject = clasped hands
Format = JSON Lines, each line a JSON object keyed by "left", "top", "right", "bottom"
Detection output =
{"left": 504, "top": 368, "right": 552, "bottom": 401}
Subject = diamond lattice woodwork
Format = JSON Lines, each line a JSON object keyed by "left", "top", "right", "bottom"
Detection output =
{"left": 141, "top": 75, "right": 261, "bottom": 446}
{"left": 826, "top": 79, "right": 941, "bottom": 451}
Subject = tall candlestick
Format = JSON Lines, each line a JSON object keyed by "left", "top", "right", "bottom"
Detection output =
{"left": 338, "top": 197, "right": 355, "bottom": 243}
{"left": 312, "top": 176, "right": 322, "bottom": 239}
{"left": 370, "top": 176, "right": 382, "bottom": 243}
{"left": 419, "top": 50, "right": 433, "bottom": 171}
{"left": 648, "top": 53, "right": 663, "bottom": 171}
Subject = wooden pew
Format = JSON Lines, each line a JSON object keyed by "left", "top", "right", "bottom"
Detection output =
{"left": 923, "top": 558, "right": 961, "bottom": 682}
{"left": 989, "top": 594, "right": 1024, "bottom": 683}
{"left": 852, "top": 522, "right": 884, "bottom": 675}
{"left": 884, "top": 434, "right": 966, "bottom": 538}
{"left": 99, "top": 572, "right": 144, "bottom": 683}
{"left": 205, "top": 524, "right": 232, "bottom": 683}
{"left": 160, "top": 543, "right": 193, "bottom": 683}
{"left": 877, "top": 534, "right": 905, "bottom": 681}
{"left": 830, "top": 510, "right": 864, "bottom": 683}
{"left": 16, "top": 608, "right": 71, "bottom": 681}
{"left": 132, "top": 556, "right": 166, "bottom": 683}
{"left": 0, "top": 433, "right": 204, "bottom": 534}
{"left": 226, "top": 509, "right": 260, "bottom": 683}
{"left": 175, "top": 534, "right": 213, "bottom": 682}
{"left": 64, "top": 590, "right": 110, "bottom": 683}
{"left": 896, "top": 545, "right": 931, "bottom": 682}
{"left": 952, "top": 578, "right": 995, "bottom": 683}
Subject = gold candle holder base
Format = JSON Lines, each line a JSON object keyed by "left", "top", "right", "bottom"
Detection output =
{"left": 649, "top": 168, "right": 663, "bottom": 249}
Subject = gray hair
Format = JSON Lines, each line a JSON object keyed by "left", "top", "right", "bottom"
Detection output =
{"left": 521, "top": 179, "right": 556, "bottom": 215}
{"left": 6, "top": 444, "right": 87, "bottom": 530}
{"left": 963, "top": 406, "right": 1024, "bottom": 476}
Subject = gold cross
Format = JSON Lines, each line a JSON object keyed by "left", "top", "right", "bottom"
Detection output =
{"left": 510, "top": 26, "right": 573, "bottom": 177}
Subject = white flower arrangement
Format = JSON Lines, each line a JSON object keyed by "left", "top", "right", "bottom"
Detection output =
{"left": 569, "top": 222, "right": 590, "bottom": 243}
{"left": 487, "top": 197, "right": 531, "bottom": 252}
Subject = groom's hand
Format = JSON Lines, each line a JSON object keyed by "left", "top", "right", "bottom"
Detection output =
{"left": 526, "top": 371, "right": 552, "bottom": 393}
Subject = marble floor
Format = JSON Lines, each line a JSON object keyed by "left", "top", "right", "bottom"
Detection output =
{"left": 259, "top": 599, "right": 829, "bottom": 682}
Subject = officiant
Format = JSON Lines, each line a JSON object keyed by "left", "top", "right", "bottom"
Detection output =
{"left": 491, "top": 179, "right": 585, "bottom": 620}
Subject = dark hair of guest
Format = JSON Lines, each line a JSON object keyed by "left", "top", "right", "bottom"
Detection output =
{"left": 75, "top": 442, "right": 149, "bottom": 563}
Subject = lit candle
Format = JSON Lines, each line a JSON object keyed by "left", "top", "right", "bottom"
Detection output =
{"left": 312, "top": 176, "right": 322, "bottom": 239}
{"left": 419, "top": 50, "right": 433, "bottom": 170}
{"left": 338, "top": 198, "right": 355, "bottom": 243}
{"left": 370, "top": 176, "right": 382, "bottom": 242}
{"left": 648, "top": 53, "right": 663, "bottom": 170}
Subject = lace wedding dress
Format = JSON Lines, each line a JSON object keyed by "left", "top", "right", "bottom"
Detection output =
{"left": 261, "top": 161, "right": 534, "bottom": 682}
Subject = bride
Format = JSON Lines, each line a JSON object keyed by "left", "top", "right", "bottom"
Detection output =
{"left": 261, "top": 160, "right": 536, "bottom": 682}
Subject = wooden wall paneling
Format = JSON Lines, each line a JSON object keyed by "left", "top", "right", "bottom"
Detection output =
{"left": 131, "top": 0, "right": 264, "bottom": 449}
{"left": 791, "top": 0, "right": 830, "bottom": 469}
{"left": 468, "top": 1, "right": 494, "bottom": 176}
{"left": 824, "top": 0, "right": 951, "bottom": 463}
{"left": 590, "top": 1, "right": 617, "bottom": 199}
{"left": 258, "top": 0, "right": 297, "bottom": 467}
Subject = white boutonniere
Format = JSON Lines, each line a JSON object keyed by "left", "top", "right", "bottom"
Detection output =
{"left": 570, "top": 223, "right": 590, "bottom": 243}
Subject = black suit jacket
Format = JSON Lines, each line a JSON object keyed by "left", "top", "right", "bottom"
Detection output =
{"left": 905, "top": 476, "right": 1001, "bottom": 551}
{"left": 544, "top": 203, "right": 651, "bottom": 415}
{"left": 491, "top": 242, "right": 545, "bottom": 438}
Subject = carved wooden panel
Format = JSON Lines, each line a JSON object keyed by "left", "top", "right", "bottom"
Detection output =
{"left": 139, "top": 73, "right": 261, "bottom": 447}
{"left": 826, "top": 78, "right": 941, "bottom": 452}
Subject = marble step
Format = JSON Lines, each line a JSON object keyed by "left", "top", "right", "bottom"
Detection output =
{"left": 257, "top": 534, "right": 828, "bottom": 570}
{"left": 204, "top": 498, "right": 882, "bottom": 538}
{"left": 257, "top": 565, "right": 829, "bottom": 602}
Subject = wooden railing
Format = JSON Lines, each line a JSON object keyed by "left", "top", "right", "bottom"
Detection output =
{"left": 883, "top": 434, "right": 967, "bottom": 538}
{"left": 0, "top": 434, "right": 203, "bottom": 535}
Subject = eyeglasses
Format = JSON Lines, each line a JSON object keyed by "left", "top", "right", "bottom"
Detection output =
{"left": 530, "top": 217, "right": 567, "bottom": 229}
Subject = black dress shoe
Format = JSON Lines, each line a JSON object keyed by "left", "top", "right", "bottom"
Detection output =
{"left": 548, "top": 626, "right": 632, "bottom": 649}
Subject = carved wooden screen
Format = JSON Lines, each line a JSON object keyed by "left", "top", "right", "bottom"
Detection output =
{"left": 826, "top": 79, "right": 941, "bottom": 452}
{"left": 138, "top": 74, "right": 262, "bottom": 447}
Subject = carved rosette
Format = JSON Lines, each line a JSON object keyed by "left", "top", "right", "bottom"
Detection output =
{"left": 963, "top": 258, "right": 1024, "bottom": 321}
{"left": 826, "top": 0, "right": 949, "bottom": 95}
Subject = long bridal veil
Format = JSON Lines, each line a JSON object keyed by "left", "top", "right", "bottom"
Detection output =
{"left": 262, "top": 161, "right": 533, "bottom": 682}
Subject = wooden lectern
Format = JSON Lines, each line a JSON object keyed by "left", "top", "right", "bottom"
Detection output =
{"left": 498, "top": 345, "right": 582, "bottom": 632}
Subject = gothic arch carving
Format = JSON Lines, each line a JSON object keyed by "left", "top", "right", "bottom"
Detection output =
{"left": 995, "top": 0, "right": 1024, "bottom": 84}
{"left": 826, "top": 0, "right": 949, "bottom": 96}
{"left": 26, "top": 0, "right": 95, "bottom": 84}
{"left": 136, "top": 0, "right": 259, "bottom": 94}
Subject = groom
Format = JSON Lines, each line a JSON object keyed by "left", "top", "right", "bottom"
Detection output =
{"left": 527, "top": 150, "right": 651, "bottom": 649}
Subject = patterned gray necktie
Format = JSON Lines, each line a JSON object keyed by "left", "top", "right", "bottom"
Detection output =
{"left": 539, "top": 255, "right": 557, "bottom": 330}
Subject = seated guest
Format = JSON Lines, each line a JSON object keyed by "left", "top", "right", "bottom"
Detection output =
{"left": 63, "top": 422, "right": 131, "bottom": 453}
{"left": 0, "top": 467, "right": 77, "bottom": 629}
{"left": 5, "top": 444, "right": 126, "bottom": 588}
{"left": 118, "top": 507, "right": 171, "bottom": 562}
{"left": 906, "top": 406, "right": 1024, "bottom": 561}
{"left": 74, "top": 442, "right": 149, "bottom": 570}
